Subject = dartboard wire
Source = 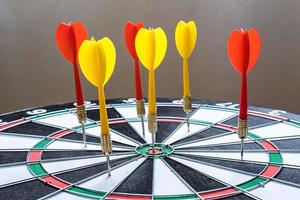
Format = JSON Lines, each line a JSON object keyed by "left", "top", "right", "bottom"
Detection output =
{"left": 101, "top": 157, "right": 150, "bottom": 200}
{"left": 0, "top": 151, "right": 131, "bottom": 170}
{"left": 169, "top": 106, "right": 289, "bottom": 147}
{"left": 174, "top": 134, "right": 300, "bottom": 152}
{"left": 172, "top": 153, "right": 300, "bottom": 194}
{"left": 161, "top": 107, "right": 205, "bottom": 144}
{"left": 167, "top": 112, "right": 246, "bottom": 147}
{"left": 40, "top": 155, "right": 143, "bottom": 200}
{"left": 160, "top": 157, "right": 205, "bottom": 200}
{"left": 0, "top": 129, "right": 136, "bottom": 151}
{"left": 166, "top": 155, "right": 263, "bottom": 200}
{"left": 172, "top": 119, "right": 297, "bottom": 149}
{"left": 0, "top": 153, "right": 137, "bottom": 189}
{"left": 111, "top": 104, "right": 148, "bottom": 143}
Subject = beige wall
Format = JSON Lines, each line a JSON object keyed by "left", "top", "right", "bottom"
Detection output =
{"left": 1, "top": 0, "right": 300, "bottom": 114}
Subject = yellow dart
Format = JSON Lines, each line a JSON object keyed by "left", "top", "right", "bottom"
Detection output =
{"left": 78, "top": 37, "right": 116, "bottom": 176}
{"left": 175, "top": 20, "right": 197, "bottom": 132}
{"left": 135, "top": 27, "right": 167, "bottom": 146}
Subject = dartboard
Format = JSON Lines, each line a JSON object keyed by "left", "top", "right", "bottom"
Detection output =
{"left": 1, "top": 98, "right": 300, "bottom": 200}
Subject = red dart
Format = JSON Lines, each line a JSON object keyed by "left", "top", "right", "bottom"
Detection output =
{"left": 56, "top": 22, "right": 88, "bottom": 106}
{"left": 125, "top": 21, "right": 144, "bottom": 100}
{"left": 227, "top": 29, "right": 261, "bottom": 120}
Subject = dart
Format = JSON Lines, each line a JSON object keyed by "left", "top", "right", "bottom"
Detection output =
{"left": 227, "top": 28, "right": 261, "bottom": 160}
{"left": 135, "top": 27, "right": 167, "bottom": 147}
{"left": 124, "top": 21, "right": 146, "bottom": 138}
{"left": 175, "top": 20, "right": 197, "bottom": 132}
{"left": 78, "top": 37, "right": 116, "bottom": 176}
{"left": 55, "top": 22, "right": 88, "bottom": 147}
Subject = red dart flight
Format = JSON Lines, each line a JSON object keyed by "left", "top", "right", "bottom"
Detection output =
{"left": 124, "top": 21, "right": 144, "bottom": 100}
{"left": 56, "top": 22, "right": 88, "bottom": 106}
{"left": 55, "top": 21, "right": 89, "bottom": 146}
{"left": 227, "top": 28, "right": 261, "bottom": 159}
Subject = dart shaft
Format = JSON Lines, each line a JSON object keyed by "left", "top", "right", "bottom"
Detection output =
{"left": 183, "top": 58, "right": 191, "bottom": 97}
{"left": 98, "top": 87, "right": 110, "bottom": 135}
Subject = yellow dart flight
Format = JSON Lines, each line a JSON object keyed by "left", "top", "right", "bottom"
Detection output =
{"left": 135, "top": 27, "right": 167, "bottom": 144}
{"left": 175, "top": 20, "right": 197, "bottom": 131}
{"left": 78, "top": 36, "right": 116, "bottom": 175}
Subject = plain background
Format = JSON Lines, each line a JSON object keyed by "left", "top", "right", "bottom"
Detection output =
{"left": 0, "top": 0, "right": 300, "bottom": 114}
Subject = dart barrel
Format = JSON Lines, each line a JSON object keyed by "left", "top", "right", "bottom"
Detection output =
{"left": 136, "top": 99, "right": 146, "bottom": 118}
{"left": 148, "top": 113, "right": 158, "bottom": 134}
{"left": 101, "top": 134, "right": 112, "bottom": 153}
{"left": 183, "top": 96, "right": 192, "bottom": 113}
{"left": 76, "top": 104, "right": 87, "bottom": 124}
{"left": 238, "top": 118, "right": 248, "bottom": 138}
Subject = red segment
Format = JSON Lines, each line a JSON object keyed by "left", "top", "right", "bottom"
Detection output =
{"left": 27, "top": 151, "right": 42, "bottom": 162}
{"left": 260, "top": 165, "right": 281, "bottom": 178}
{"left": 248, "top": 111, "right": 286, "bottom": 121}
{"left": 0, "top": 119, "right": 27, "bottom": 131}
{"left": 50, "top": 130, "right": 73, "bottom": 139}
{"left": 215, "top": 124, "right": 237, "bottom": 132}
{"left": 109, "top": 120, "right": 127, "bottom": 124}
{"left": 200, "top": 187, "right": 237, "bottom": 199}
{"left": 107, "top": 193, "right": 151, "bottom": 200}
{"left": 260, "top": 141, "right": 278, "bottom": 151}
{"left": 41, "top": 176, "right": 70, "bottom": 189}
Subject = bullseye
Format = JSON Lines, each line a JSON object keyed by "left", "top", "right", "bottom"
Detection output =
{"left": 135, "top": 143, "right": 174, "bottom": 158}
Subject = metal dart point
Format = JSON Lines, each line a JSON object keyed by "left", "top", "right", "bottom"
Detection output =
{"left": 241, "top": 138, "right": 244, "bottom": 160}
{"left": 186, "top": 112, "right": 190, "bottom": 132}
{"left": 105, "top": 153, "right": 111, "bottom": 176}
{"left": 81, "top": 122, "right": 87, "bottom": 148}
{"left": 141, "top": 117, "right": 145, "bottom": 138}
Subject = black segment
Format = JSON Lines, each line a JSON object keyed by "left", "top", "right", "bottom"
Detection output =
{"left": 222, "top": 193, "right": 256, "bottom": 200}
{"left": 0, "top": 151, "right": 28, "bottom": 164}
{"left": 42, "top": 150, "right": 102, "bottom": 160}
{"left": 172, "top": 128, "right": 228, "bottom": 146}
{"left": 223, "top": 115, "right": 275, "bottom": 127}
{"left": 62, "top": 132, "right": 100, "bottom": 143}
{"left": 55, "top": 155, "right": 137, "bottom": 183}
{"left": 271, "top": 138, "right": 300, "bottom": 150}
{"left": 61, "top": 132, "right": 135, "bottom": 148}
{"left": 110, "top": 123, "right": 146, "bottom": 144}
{"left": 177, "top": 154, "right": 266, "bottom": 174}
{"left": 164, "top": 157, "right": 226, "bottom": 192}
{"left": 115, "top": 159, "right": 153, "bottom": 194}
{"left": 157, "top": 106, "right": 194, "bottom": 118}
{"left": 156, "top": 122, "right": 180, "bottom": 143}
{"left": 0, "top": 179, "right": 56, "bottom": 199}
{"left": 177, "top": 142, "right": 263, "bottom": 151}
{"left": 4, "top": 122, "right": 60, "bottom": 136}
{"left": 275, "top": 167, "right": 300, "bottom": 185}
{"left": 86, "top": 108, "right": 121, "bottom": 121}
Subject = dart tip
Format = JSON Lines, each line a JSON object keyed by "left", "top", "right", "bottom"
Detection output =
{"left": 141, "top": 117, "right": 145, "bottom": 138}
{"left": 186, "top": 113, "right": 190, "bottom": 132}
{"left": 105, "top": 153, "right": 111, "bottom": 176}
{"left": 241, "top": 138, "right": 244, "bottom": 160}
{"left": 81, "top": 122, "right": 87, "bottom": 148}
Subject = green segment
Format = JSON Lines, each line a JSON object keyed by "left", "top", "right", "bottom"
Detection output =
{"left": 247, "top": 133, "right": 261, "bottom": 140}
{"left": 269, "top": 152, "right": 283, "bottom": 164}
{"left": 28, "top": 163, "right": 47, "bottom": 176}
{"left": 67, "top": 186, "right": 106, "bottom": 198}
{"left": 154, "top": 194, "right": 199, "bottom": 200}
{"left": 287, "top": 121, "right": 300, "bottom": 128}
{"left": 27, "top": 110, "right": 69, "bottom": 120}
{"left": 136, "top": 143, "right": 173, "bottom": 158}
{"left": 34, "top": 138, "right": 53, "bottom": 149}
{"left": 237, "top": 177, "right": 267, "bottom": 190}
{"left": 72, "top": 122, "right": 97, "bottom": 130}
